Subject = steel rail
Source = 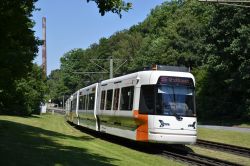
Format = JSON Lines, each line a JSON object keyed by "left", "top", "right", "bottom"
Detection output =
{"left": 196, "top": 139, "right": 250, "bottom": 158}
{"left": 67, "top": 122, "right": 246, "bottom": 165}
{"left": 162, "top": 150, "right": 242, "bottom": 166}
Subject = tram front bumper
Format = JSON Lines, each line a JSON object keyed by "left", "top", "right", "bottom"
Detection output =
{"left": 148, "top": 131, "right": 197, "bottom": 144}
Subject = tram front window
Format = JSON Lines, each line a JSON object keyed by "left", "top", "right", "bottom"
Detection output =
{"left": 156, "top": 85, "right": 195, "bottom": 117}
{"left": 139, "top": 81, "right": 196, "bottom": 117}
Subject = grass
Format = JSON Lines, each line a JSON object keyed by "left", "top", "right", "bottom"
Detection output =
{"left": 0, "top": 114, "right": 183, "bottom": 166}
{"left": 197, "top": 128, "right": 250, "bottom": 148}
{"left": 186, "top": 127, "right": 250, "bottom": 165}
{"left": 188, "top": 146, "right": 250, "bottom": 166}
{"left": 236, "top": 124, "right": 250, "bottom": 128}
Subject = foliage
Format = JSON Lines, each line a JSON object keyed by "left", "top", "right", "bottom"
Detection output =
{"left": 87, "top": 0, "right": 132, "bottom": 17}
{"left": 197, "top": 5, "right": 250, "bottom": 121}
{"left": 13, "top": 64, "right": 47, "bottom": 115}
{"left": 48, "top": 0, "right": 250, "bottom": 122}
{"left": 47, "top": 69, "right": 68, "bottom": 104}
{"left": 0, "top": 0, "right": 41, "bottom": 115}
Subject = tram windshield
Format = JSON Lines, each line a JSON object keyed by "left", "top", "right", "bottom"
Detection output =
{"left": 156, "top": 85, "right": 195, "bottom": 117}
{"left": 139, "top": 77, "right": 196, "bottom": 117}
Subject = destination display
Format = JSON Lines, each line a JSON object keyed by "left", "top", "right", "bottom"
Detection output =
{"left": 157, "top": 76, "right": 194, "bottom": 86}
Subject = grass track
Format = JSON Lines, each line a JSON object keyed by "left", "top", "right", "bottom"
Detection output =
{"left": 188, "top": 146, "right": 250, "bottom": 166}
{"left": 187, "top": 127, "right": 250, "bottom": 165}
{"left": 197, "top": 128, "right": 250, "bottom": 148}
{"left": 0, "top": 114, "right": 182, "bottom": 166}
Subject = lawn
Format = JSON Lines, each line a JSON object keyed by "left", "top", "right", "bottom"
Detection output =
{"left": 0, "top": 114, "right": 182, "bottom": 166}
{"left": 188, "top": 146, "right": 250, "bottom": 166}
{"left": 187, "top": 127, "right": 250, "bottom": 166}
{"left": 236, "top": 124, "right": 250, "bottom": 128}
{"left": 197, "top": 128, "right": 250, "bottom": 148}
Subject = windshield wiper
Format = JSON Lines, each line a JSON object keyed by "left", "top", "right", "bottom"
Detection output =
{"left": 170, "top": 103, "right": 183, "bottom": 121}
{"left": 174, "top": 112, "right": 183, "bottom": 121}
{"left": 171, "top": 86, "right": 183, "bottom": 121}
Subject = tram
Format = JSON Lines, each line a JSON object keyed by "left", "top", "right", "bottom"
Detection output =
{"left": 65, "top": 65, "right": 197, "bottom": 144}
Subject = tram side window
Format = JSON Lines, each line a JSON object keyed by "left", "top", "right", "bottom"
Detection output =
{"left": 79, "top": 96, "right": 84, "bottom": 110}
{"left": 139, "top": 85, "right": 155, "bottom": 114}
{"left": 82, "top": 95, "right": 86, "bottom": 110}
{"left": 120, "top": 86, "right": 134, "bottom": 110}
{"left": 72, "top": 98, "right": 77, "bottom": 111}
{"left": 88, "top": 93, "right": 95, "bottom": 110}
{"left": 70, "top": 101, "right": 73, "bottom": 112}
{"left": 113, "top": 88, "right": 120, "bottom": 110}
{"left": 100, "top": 91, "right": 106, "bottom": 110}
{"left": 85, "top": 95, "right": 89, "bottom": 110}
{"left": 106, "top": 89, "right": 113, "bottom": 110}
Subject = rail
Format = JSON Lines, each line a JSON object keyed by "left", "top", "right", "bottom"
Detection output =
{"left": 68, "top": 122, "right": 243, "bottom": 166}
{"left": 161, "top": 150, "right": 242, "bottom": 166}
{"left": 196, "top": 139, "right": 250, "bottom": 158}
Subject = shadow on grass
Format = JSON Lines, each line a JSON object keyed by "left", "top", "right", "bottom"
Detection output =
{"left": 0, "top": 120, "right": 118, "bottom": 166}
{"left": 71, "top": 122, "right": 194, "bottom": 155}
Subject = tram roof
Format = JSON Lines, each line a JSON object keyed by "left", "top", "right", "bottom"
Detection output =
{"left": 100, "top": 70, "right": 194, "bottom": 86}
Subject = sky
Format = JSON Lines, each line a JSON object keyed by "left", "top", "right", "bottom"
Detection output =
{"left": 32, "top": 0, "right": 166, "bottom": 75}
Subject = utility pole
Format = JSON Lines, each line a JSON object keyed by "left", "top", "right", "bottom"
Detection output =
{"left": 110, "top": 57, "right": 113, "bottom": 79}
{"left": 73, "top": 57, "right": 127, "bottom": 80}
{"left": 62, "top": 95, "right": 64, "bottom": 110}
{"left": 42, "top": 17, "right": 47, "bottom": 79}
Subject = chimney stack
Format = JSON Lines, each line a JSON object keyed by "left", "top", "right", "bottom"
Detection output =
{"left": 42, "top": 17, "right": 47, "bottom": 78}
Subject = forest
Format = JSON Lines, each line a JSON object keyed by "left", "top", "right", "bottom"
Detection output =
{"left": 47, "top": 0, "right": 250, "bottom": 123}
{"left": 0, "top": 0, "right": 249, "bottom": 123}
{"left": 0, "top": 0, "right": 129, "bottom": 115}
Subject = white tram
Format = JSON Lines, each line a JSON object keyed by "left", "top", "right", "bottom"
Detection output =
{"left": 65, "top": 65, "right": 197, "bottom": 144}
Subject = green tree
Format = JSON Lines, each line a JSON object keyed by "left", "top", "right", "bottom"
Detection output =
{"left": 9, "top": 64, "right": 47, "bottom": 115}
{"left": 87, "top": 0, "right": 132, "bottom": 17}
{"left": 48, "top": 0, "right": 250, "bottom": 123}
{"left": 197, "top": 5, "right": 250, "bottom": 121}
{"left": 132, "top": 0, "right": 213, "bottom": 69}
{"left": 0, "top": 0, "right": 40, "bottom": 114}
{"left": 47, "top": 69, "right": 69, "bottom": 107}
